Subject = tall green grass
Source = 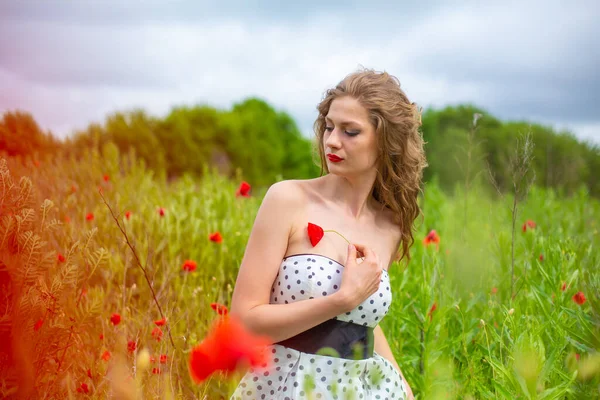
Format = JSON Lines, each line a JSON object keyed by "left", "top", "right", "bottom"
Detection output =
{"left": 1, "top": 142, "right": 598, "bottom": 399}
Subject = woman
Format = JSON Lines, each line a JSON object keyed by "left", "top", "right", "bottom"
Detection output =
{"left": 230, "top": 68, "right": 426, "bottom": 399}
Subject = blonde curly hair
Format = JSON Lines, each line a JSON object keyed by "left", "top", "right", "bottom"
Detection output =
{"left": 313, "top": 68, "right": 428, "bottom": 263}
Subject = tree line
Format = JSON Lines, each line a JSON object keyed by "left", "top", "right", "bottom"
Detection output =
{"left": 1, "top": 98, "right": 599, "bottom": 197}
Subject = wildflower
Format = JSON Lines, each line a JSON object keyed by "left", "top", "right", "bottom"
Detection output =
{"left": 125, "top": 211, "right": 132, "bottom": 220}
{"left": 427, "top": 302, "right": 437, "bottom": 321}
{"left": 64, "top": 215, "right": 71, "bottom": 224}
{"left": 76, "top": 383, "right": 90, "bottom": 394}
{"left": 99, "top": 333, "right": 104, "bottom": 340}
{"left": 235, "top": 181, "right": 251, "bottom": 197}
{"left": 522, "top": 219, "right": 536, "bottom": 232}
{"left": 308, "top": 223, "right": 324, "bottom": 246}
{"left": 539, "top": 254, "right": 544, "bottom": 261}
{"left": 188, "top": 313, "right": 272, "bottom": 384}
{"left": 158, "top": 207, "right": 165, "bottom": 217}
{"left": 57, "top": 253, "right": 66, "bottom": 263}
{"left": 127, "top": 340, "right": 137, "bottom": 353}
{"left": 423, "top": 230, "right": 440, "bottom": 249}
{"left": 160, "top": 354, "right": 168, "bottom": 364}
{"left": 102, "top": 351, "right": 111, "bottom": 361}
{"left": 182, "top": 259, "right": 197, "bottom": 272}
{"left": 86, "top": 212, "right": 94, "bottom": 221}
{"left": 110, "top": 313, "right": 121, "bottom": 326}
{"left": 561, "top": 282, "right": 567, "bottom": 292}
{"left": 71, "top": 184, "right": 77, "bottom": 193}
{"left": 151, "top": 327, "right": 163, "bottom": 342}
{"left": 209, "top": 232, "right": 223, "bottom": 243}
{"left": 87, "top": 369, "right": 93, "bottom": 379}
{"left": 154, "top": 317, "right": 167, "bottom": 326}
{"left": 210, "top": 303, "right": 229, "bottom": 316}
{"left": 152, "top": 367, "right": 161, "bottom": 374}
{"left": 573, "top": 291, "right": 586, "bottom": 305}
{"left": 491, "top": 287, "right": 498, "bottom": 295}
{"left": 575, "top": 353, "right": 580, "bottom": 361}
{"left": 103, "top": 174, "right": 110, "bottom": 182}
{"left": 34, "top": 318, "right": 44, "bottom": 332}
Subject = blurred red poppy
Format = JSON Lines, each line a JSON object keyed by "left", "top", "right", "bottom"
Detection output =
{"left": 125, "top": 211, "right": 132, "bottom": 220}
{"left": 236, "top": 181, "right": 251, "bottom": 197}
{"left": 209, "top": 232, "right": 223, "bottom": 243}
{"left": 210, "top": 303, "right": 229, "bottom": 315}
{"left": 573, "top": 291, "right": 586, "bottom": 305}
{"left": 57, "top": 253, "right": 66, "bottom": 263}
{"left": 522, "top": 219, "right": 536, "bottom": 232}
{"left": 101, "top": 351, "right": 111, "bottom": 361}
{"left": 76, "top": 383, "right": 90, "bottom": 394}
{"left": 160, "top": 354, "right": 168, "bottom": 364}
{"left": 34, "top": 318, "right": 44, "bottom": 332}
{"left": 427, "top": 302, "right": 437, "bottom": 321}
{"left": 103, "top": 174, "right": 110, "bottom": 182}
{"left": 188, "top": 314, "right": 272, "bottom": 384}
{"left": 423, "top": 230, "right": 440, "bottom": 249}
{"left": 110, "top": 313, "right": 121, "bottom": 326}
{"left": 86, "top": 213, "right": 94, "bottom": 221}
{"left": 127, "top": 340, "right": 137, "bottom": 353}
{"left": 158, "top": 207, "right": 165, "bottom": 217}
{"left": 182, "top": 259, "right": 197, "bottom": 272}
{"left": 154, "top": 317, "right": 167, "bottom": 326}
{"left": 152, "top": 327, "right": 163, "bottom": 342}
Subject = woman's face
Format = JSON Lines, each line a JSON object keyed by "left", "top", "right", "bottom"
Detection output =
{"left": 323, "top": 96, "right": 379, "bottom": 177}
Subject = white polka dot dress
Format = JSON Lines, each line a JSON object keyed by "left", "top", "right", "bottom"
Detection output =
{"left": 231, "top": 254, "right": 408, "bottom": 400}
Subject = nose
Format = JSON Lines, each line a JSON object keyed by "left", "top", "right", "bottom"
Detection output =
{"left": 325, "top": 127, "right": 342, "bottom": 150}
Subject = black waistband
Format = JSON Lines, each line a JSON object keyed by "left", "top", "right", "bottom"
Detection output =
{"left": 275, "top": 318, "right": 374, "bottom": 360}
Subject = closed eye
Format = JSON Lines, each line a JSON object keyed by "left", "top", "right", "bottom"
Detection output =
{"left": 325, "top": 126, "right": 360, "bottom": 136}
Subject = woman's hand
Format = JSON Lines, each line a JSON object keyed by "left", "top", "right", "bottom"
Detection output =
{"left": 337, "top": 243, "right": 382, "bottom": 310}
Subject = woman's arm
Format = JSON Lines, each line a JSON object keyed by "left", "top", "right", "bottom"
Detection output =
{"left": 374, "top": 325, "right": 415, "bottom": 399}
{"left": 230, "top": 181, "right": 352, "bottom": 343}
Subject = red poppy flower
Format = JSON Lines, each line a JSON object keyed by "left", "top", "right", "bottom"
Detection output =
{"left": 154, "top": 317, "right": 167, "bottom": 326}
{"left": 101, "top": 351, "right": 111, "bottom": 361}
{"left": 522, "top": 219, "right": 536, "bottom": 232}
{"left": 152, "top": 327, "right": 163, "bottom": 342}
{"left": 57, "top": 253, "right": 66, "bottom": 263}
{"left": 210, "top": 303, "right": 229, "bottom": 315}
{"left": 152, "top": 367, "right": 161, "bottom": 374}
{"left": 575, "top": 353, "right": 581, "bottom": 361}
{"left": 236, "top": 181, "right": 251, "bottom": 197}
{"left": 160, "top": 354, "right": 168, "bottom": 364}
{"left": 209, "top": 232, "right": 223, "bottom": 243}
{"left": 491, "top": 287, "right": 498, "bottom": 295}
{"left": 125, "top": 211, "right": 132, "bottom": 220}
{"left": 158, "top": 207, "right": 165, "bottom": 217}
{"left": 561, "top": 282, "right": 567, "bottom": 292}
{"left": 110, "top": 313, "right": 121, "bottom": 326}
{"left": 188, "top": 314, "right": 273, "bottom": 384}
{"left": 127, "top": 340, "right": 137, "bottom": 353}
{"left": 307, "top": 223, "right": 324, "bottom": 247}
{"left": 423, "top": 230, "right": 440, "bottom": 248}
{"left": 99, "top": 333, "right": 104, "bottom": 340}
{"left": 427, "top": 302, "right": 437, "bottom": 321}
{"left": 103, "top": 174, "right": 110, "bottom": 182}
{"left": 76, "top": 383, "right": 90, "bottom": 394}
{"left": 34, "top": 318, "right": 44, "bottom": 332}
{"left": 182, "top": 259, "right": 197, "bottom": 272}
{"left": 86, "top": 212, "right": 94, "bottom": 221}
{"left": 539, "top": 254, "right": 544, "bottom": 261}
{"left": 87, "top": 369, "right": 93, "bottom": 379}
{"left": 572, "top": 291, "right": 586, "bottom": 305}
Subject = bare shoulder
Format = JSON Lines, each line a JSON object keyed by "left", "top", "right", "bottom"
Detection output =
{"left": 263, "top": 179, "right": 308, "bottom": 207}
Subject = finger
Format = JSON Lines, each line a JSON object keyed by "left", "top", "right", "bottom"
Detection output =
{"left": 353, "top": 244, "right": 374, "bottom": 260}
{"left": 347, "top": 243, "right": 357, "bottom": 260}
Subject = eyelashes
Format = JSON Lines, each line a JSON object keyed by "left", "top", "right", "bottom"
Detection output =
{"left": 325, "top": 126, "right": 360, "bottom": 137}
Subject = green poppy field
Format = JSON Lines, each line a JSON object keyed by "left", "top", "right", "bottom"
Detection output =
{"left": 0, "top": 143, "right": 599, "bottom": 399}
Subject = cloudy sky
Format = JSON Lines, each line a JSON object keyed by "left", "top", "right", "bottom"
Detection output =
{"left": 1, "top": 0, "right": 599, "bottom": 145}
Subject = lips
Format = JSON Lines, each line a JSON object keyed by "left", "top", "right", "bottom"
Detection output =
{"left": 327, "top": 154, "right": 343, "bottom": 162}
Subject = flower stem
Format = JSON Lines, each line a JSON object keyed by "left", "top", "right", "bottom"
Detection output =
{"left": 324, "top": 230, "right": 351, "bottom": 245}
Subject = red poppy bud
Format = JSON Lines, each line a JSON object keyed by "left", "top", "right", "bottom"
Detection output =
{"left": 572, "top": 291, "right": 586, "bottom": 305}
{"left": 110, "top": 313, "right": 121, "bottom": 326}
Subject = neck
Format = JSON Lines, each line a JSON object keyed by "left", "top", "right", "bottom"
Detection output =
{"left": 320, "top": 172, "right": 378, "bottom": 221}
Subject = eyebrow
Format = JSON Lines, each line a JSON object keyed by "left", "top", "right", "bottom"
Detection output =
{"left": 325, "top": 116, "right": 363, "bottom": 128}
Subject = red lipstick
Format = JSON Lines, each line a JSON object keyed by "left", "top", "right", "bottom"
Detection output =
{"left": 327, "top": 154, "right": 343, "bottom": 162}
